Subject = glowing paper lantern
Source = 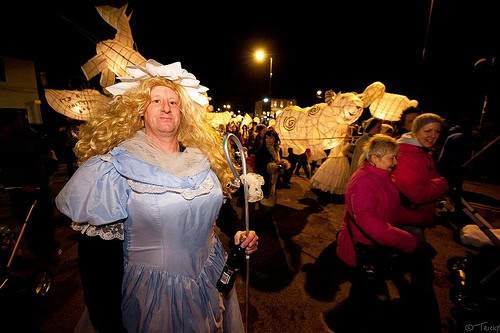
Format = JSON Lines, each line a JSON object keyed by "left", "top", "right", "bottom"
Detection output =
{"left": 45, "top": 89, "right": 111, "bottom": 121}
{"left": 81, "top": 4, "right": 146, "bottom": 88}
{"left": 275, "top": 82, "right": 384, "bottom": 160}
{"left": 360, "top": 81, "right": 385, "bottom": 107}
{"left": 369, "top": 92, "right": 418, "bottom": 121}
{"left": 240, "top": 113, "right": 253, "bottom": 128}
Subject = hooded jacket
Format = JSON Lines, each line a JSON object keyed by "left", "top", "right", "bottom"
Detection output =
{"left": 391, "top": 133, "right": 448, "bottom": 225}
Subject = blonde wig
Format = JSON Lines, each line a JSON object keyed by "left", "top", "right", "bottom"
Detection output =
{"left": 75, "top": 77, "right": 234, "bottom": 194}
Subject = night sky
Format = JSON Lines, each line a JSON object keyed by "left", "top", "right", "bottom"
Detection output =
{"left": 1, "top": 0, "right": 498, "bottom": 128}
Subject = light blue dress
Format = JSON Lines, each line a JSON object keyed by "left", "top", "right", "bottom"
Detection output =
{"left": 56, "top": 143, "right": 244, "bottom": 332}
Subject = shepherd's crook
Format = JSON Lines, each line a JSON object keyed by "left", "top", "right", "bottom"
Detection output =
{"left": 222, "top": 133, "right": 250, "bottom": 332}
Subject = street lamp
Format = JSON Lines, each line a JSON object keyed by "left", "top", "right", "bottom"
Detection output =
{"left": 254, "top": 49, "right": 273, "bottom": 99}
{"left": 255, "top": 49, "right": 273, "bottom": 117}
{"left": 316, "top": 90, "right": 323, "bottom": 101}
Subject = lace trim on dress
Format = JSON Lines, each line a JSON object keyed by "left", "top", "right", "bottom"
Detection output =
{"left": 127, "top": 174, "right": 214, "bottom": 200}
{"left": 118, "top": 131, "right": 210, "bottom": 178}
{"left": 71, "top": 221, "right": 124, "bottom": 240}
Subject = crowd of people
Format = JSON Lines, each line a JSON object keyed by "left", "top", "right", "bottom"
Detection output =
{"left": 2, "top": 56, "right": 478, "bottom": 332}
{"left": 213, "top": 106, "right": 463, "bottom": 332}
{"left": 214, "top": 105, "right": 456, "bottom": 206}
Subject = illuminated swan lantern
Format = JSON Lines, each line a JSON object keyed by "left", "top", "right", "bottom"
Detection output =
{"left": 275, "top": 82, "right": 385, "bottom": 160}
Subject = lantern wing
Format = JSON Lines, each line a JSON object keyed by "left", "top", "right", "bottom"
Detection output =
{"left": 45, "top": 89, "right": 111, "bottom": 121}
{"left": 96, "top": 4, "right": 133, "bottom": 48}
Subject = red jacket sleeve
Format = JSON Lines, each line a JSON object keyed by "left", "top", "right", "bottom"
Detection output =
{"left": 350, "top": 191, "right": 418, "bottom": 253}
{"left": 392, "top": 151, "right": 448, "bottom": 204}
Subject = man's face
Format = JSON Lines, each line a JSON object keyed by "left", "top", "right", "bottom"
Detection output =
{"left": 144, "top": 86, "right": 182, "bottom": 138}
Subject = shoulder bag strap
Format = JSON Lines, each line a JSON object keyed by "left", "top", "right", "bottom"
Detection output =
{"left": 345, "top": 209, "right": 382, "bottom": 247}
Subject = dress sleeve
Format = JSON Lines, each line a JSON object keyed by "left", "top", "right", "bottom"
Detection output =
{"left": 55, "top": 155, "right": 129, "bottom": 226}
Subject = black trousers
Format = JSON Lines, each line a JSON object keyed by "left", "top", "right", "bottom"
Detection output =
{"left": 347, "top": 253, "right": 441, "bottom": 333}
{"left": 78, "top": 235, "right": 126, "bottom": 332}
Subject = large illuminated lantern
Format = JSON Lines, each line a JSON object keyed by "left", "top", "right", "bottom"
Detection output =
{"left": 81, "top": 4, "right": 146, "bottom": 88}
{"left": 275, "top": 82, "right": 385, "bottom": 160}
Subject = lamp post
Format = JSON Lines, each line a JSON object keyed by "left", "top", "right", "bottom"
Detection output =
{"left": 254, "top": 49, "right": 273, "bottom": 114}
{"left": 268, "top": 56, "right": 273, "bottom": 98}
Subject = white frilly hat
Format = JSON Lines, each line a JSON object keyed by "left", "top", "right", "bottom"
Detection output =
{"left": 105, "top": 59, "right": 210, "bottom": 106}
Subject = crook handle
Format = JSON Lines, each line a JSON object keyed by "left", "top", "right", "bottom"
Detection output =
{"left": 223, "top": 133, "right": 249, "bottom": 233}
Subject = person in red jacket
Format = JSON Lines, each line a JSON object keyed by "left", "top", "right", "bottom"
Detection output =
{"left": 391, "top": 113, "right": 448, "bottom": 232}
{"left": 337, "top": 134, "right": 419, "bottom": 268}
{"left": 333, "top": 134, "right": 440, "bottom": 333}
{"left": 390, "top": 113, "right": 446, "bottom": 332}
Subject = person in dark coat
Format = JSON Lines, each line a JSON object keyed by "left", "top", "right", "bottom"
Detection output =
{"left": 393, "top": 106, "right": 422, "bottom": 139}
{"left": 438, "top": 122, "right": 477, "bottom": 209}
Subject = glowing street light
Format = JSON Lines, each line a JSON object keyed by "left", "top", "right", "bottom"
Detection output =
{"left": 316, "top": 90, "right": 323, "bottom": 101}
{"left": 255, "top": 49, "right": 265, "bottom": 62}
{"left": 254, "top": 48, "right": 273, "bottom": 99}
